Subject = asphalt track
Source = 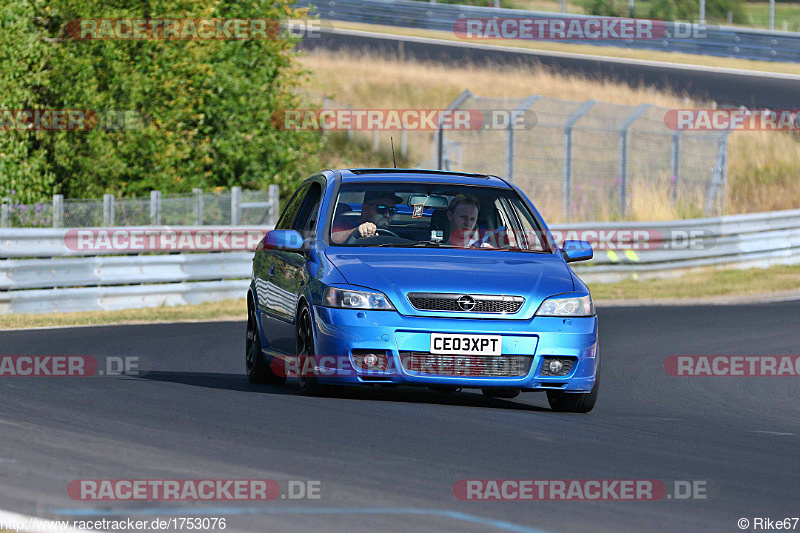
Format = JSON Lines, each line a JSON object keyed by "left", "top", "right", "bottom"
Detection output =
{"left": 299, "top": 28, "right": 800, "bottom": 108}
{"left": 1, "top": 302, "right": 799, "bottom": 532}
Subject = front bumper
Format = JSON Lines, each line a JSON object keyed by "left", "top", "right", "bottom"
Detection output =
{"left": 311, "top": 306, "right": 598, "bottom": 392}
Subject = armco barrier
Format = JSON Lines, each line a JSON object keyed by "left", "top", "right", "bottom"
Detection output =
{"left": 2, "top": 210, "right": 800, "bottom": 314}
{"left": 296, "top": 0, "right": 800, "bottom": 63}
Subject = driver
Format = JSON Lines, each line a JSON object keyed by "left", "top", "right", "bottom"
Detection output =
{"left": 331, "top": 191, "right": 402, "bottom": 244}
{"left": 447, "top": 194, "right": 492, "bottom": 248}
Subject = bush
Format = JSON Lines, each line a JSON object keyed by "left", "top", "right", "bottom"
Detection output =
{"left": 0, "top": 0, "right": 321, "bottom": 203}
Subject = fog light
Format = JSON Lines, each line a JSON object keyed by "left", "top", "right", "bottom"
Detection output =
{"left": 548, "top": 360, "right": 563, "bottom": 374}
{"left": 363, "top": 354, "right": 379, "bottom": 367}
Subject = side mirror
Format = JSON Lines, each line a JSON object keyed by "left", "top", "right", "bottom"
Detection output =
{"left": 561, "top": 240, "right": 593, "bottom": 263}
{"left": 262, "top": 230, "right": 305, "bottom": 252}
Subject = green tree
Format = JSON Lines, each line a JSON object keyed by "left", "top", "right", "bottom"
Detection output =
{"left": 0, "top": 0, "right": 320, "bottom": 203}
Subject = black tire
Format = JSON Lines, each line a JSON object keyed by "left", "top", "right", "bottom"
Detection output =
{"left": 246, "top": 298, "right": 286, "bottom": 385}
{"left": 296, "top": 302, "right": 326, "bottom": 396}
{"left": 546, "top": 360, "right": 599, "bottom": 413}
{"left": 482, "top": 388, "right": 521, "bottom": 399}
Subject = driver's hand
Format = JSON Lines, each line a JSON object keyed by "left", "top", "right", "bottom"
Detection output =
{"left": 357, "top": 222, "right": 377, "bottom": 238}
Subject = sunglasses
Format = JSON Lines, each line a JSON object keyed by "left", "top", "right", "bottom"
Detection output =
{"left": 366, "top": 204, "right": 397, "bottom": 216}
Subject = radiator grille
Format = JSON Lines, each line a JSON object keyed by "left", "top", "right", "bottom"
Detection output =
{"left": 407, "top": 293, "right": 524, "bottom": 314}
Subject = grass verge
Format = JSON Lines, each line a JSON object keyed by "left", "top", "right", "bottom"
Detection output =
{"left": 1, "top": 264, "right": 798, "bottom": 329}
{"left": 0, "top": 299, "right": 246, "bottom": 330}
{"left": 587, "top": 263, "right": 800, "bottom": 300}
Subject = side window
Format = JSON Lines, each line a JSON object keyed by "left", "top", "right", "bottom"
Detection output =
{"left": 295, "top": 183, "right": 323, "bottom": 240}
{"left": 275, "top": 184, "right": 310, "bottom": 230}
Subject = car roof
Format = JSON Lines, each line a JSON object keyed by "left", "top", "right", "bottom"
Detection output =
{"left": 334, "top": 168, "right": 511, "bottom": 188}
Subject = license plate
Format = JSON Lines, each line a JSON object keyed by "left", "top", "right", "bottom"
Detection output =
{"left": 430, "top": 333, "right": 502, "bottom": 355}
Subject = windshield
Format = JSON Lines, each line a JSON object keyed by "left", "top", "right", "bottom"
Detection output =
{"left": 329, "top": 183, "right": 555, "bottom": 252}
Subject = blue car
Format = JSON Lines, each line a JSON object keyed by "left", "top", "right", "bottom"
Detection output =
{"left": 246, "top": 169, "right": 599, "bottom": 412}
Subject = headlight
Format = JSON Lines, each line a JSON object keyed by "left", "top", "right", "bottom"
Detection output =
{"left": 535, "top": 294, "right": 594, "bottom": 317}
{"left": 323, "top": 287, "right": 395, "bottom": 310}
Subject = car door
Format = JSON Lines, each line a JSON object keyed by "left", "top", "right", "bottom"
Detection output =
{"left": 255, "top": 183, "right": 310, "bottom": 355}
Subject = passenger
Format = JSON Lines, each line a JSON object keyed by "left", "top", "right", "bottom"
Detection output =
{"left": 447, "top": 194, "right": 492, "bottom": 248}
{"left": 331, "top": 191, "right": 401, "bottom": 244}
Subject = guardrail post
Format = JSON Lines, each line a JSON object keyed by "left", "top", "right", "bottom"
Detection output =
{"left": 52, "top": 194, "right": 63, "bottom": 228}
{"left": 268, "top": 184, "right": 280, "bottom": 227}
{"left": 231, "top": 186, "right": 242, "bottom": 226}
{"left": 1, "top": 198, "right": 9, "bottom": 228}
{"left": 618, "top": 104, "right": 651, "bottom": 217}
{"left": 562, "top": 99, "right": 597, "bottom": 222}
{"left": 504, "top": 94, "right": 541, "bottom": 183}
{"left": 103, "top": 194, "right": 115, "bottom": 226}
{"left": 438, "top": 89, "right": 472, "bottom": 170}
{"left": 150, "top": 190, "right": 161, "bottom": 226}
{"left": 670, "top": 131, "right": 681, "bottom": 207}
{"left": 193, "top": 188, "right": 204, "bottom": 225}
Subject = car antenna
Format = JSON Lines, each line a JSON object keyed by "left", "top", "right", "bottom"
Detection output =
{"left": 390, "top": 136, "right": 397, "bottom": 168}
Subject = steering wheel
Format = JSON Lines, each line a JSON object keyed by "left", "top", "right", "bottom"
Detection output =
{"left": 475, "top": 226, "right": 507, "bottom": 247}
{"left": 345, "top": 227, "right": 400, "bottom": 244}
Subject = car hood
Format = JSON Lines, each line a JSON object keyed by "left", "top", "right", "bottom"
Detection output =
{"left": 324, "top": 248, "right": 574, "bottom": 319}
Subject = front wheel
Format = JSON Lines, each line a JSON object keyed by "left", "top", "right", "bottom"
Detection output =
{"left": 246, "top": 300, "right": 286, "bottom": 385}
{"left": 546, "top": 361, "right": 599, "bottom": 413}
{"left": 296, "top": 302, "right": 326, "bottom": 396}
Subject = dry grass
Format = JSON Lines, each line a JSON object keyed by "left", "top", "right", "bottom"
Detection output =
{"left": 300, "top": 49, "right": 800, "bottom": 220}
{"left": 0, "top": 298, "right": 246, "bottom": 330}
{"left": 589, "top": 263, "right": 800, "bottom": 300}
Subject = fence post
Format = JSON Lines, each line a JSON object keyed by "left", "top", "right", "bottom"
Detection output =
{"left": 562, "top": 99, "right": 597, "bottom": 221}
{"left": 438, "top": 89, "right": 473, "bottom": 170}
{"left": 705, "top": 132, "right": 730, "bottom": 216}
{"left": 670, "top": 131, "right": 681, "bottom": 206}
{"left": 504, "top": 95, "right": 541, "bottom": 183}
{"left": 1, "top": 198, "right": 9, "bottom": 228}
{"left": 322, "top": 97, "right": 330, "bottom": 137}
{"left": 618, "top": 104, "right": 651, "bottom": 217}
{"left": 150, "top": 190, "right": 161, "bottom": 226}
{"left": 231, "top": 186, "right": 242, "bottom": 226}
{"left": 347, "top": 106, "right": 354, "bottom": 141}
{"left": 53, "top": 194, "right": 64, "bottom": 228}
{"left": 103, "top": 194, "right": 115, "bottom": 226}
{"left": 268, "top": 184, "right": 280, "bottom": 227}
{"left": 193, "top": 188, "right": 204, "bottom": 225}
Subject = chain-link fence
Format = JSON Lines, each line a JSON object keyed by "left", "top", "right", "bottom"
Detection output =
{"left": 435, "top": 91, "right": 728, "bottom": 222}
{"left": 319, "top": 91, "right": 728, "bottom": 223}
{"left": 1, "top": 186, "right": 279, "bottom": 228}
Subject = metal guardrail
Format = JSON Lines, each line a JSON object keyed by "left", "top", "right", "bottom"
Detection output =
{"left": 297, "top": 0, "right": 800, "bottom": 63}
{"left": 2, "top": 209, "right": 800, "bottom": 314}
